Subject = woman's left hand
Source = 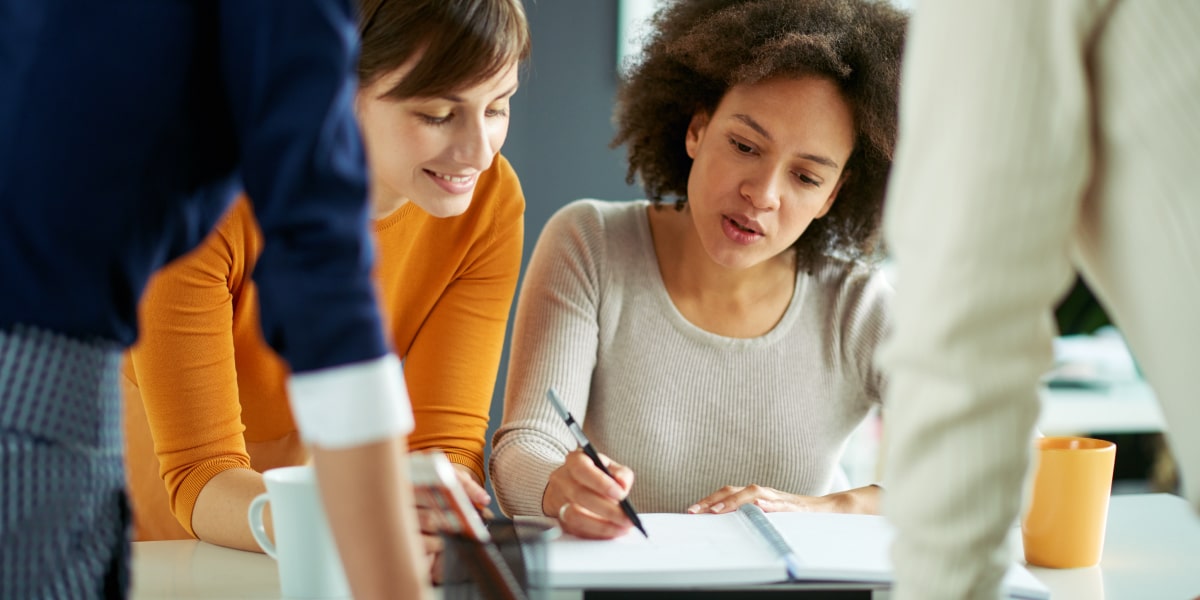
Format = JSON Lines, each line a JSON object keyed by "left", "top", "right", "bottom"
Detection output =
{"left": 686, "top": 484, "right": 881, "bottom": 516}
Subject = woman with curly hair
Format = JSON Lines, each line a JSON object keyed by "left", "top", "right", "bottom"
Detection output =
{"left": 490, "top": 0, "right": 907, "bottom": 539}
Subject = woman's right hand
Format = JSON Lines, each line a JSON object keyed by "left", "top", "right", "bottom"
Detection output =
{"left": 541, "top": 448, "right": 635, "bottom": 539}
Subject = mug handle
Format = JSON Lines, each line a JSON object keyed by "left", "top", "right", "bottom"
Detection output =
{"left": 247, "top": 493, "right": 277, "bottom": 559}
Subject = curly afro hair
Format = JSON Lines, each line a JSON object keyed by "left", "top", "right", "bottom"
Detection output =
{"left": 612, "top": 0, "right": 907, "bottom": 269}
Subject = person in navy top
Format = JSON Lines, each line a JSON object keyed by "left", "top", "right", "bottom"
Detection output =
{"left": 0, "top": 2, "right": 427, "bottom": 598}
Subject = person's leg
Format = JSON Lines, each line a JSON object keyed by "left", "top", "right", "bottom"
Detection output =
{"left": 0, "top": 325, "right": 129, "bottom": 599}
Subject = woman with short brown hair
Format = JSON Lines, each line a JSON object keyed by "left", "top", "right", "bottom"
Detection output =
{"left": 122, "top": 0, "right": 530, "bottom": 580}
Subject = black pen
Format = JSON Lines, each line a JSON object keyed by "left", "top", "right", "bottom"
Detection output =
{"left": 546, "top": 388, "right": 648, "bottom": 537}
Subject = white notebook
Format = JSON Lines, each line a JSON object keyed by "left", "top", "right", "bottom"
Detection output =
{"left": 537, "top": 505, "right": 1049, "bottom": 599}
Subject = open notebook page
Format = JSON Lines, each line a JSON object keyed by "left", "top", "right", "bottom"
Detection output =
{"left": 768, "top": 512, "right": 1049, "bottom": 600}
{"left": 542, "top": 512, "right": 785, "bottom": 588}
{"left": 537, "top": 511, "right": 1049, "bottom": 599}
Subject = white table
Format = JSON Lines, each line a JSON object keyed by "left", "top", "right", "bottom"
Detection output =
{"left": 130, "top": 494, "right": 1199, "bottom": 599}
{"left": 130, "top": 539, "right": 279, "bottom": 599}
{"left": 1021, "top": 493, "right": 1200, "bottom": 600}
{"left": 128, "top": 539, "right": 577, "bottom": 600}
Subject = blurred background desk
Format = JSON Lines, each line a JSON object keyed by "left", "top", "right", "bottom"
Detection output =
{"left": 840, "top": 379, "right": 1167, "bottom": 492}
{"left": 1038, "top": 380, "right": 1163, "bottom": 436}
{"left": 1039, "top": 379, "right": 1178, "bottom": 495}
{"left": 130, "top": 495, "right": 1198, "bottom": 600}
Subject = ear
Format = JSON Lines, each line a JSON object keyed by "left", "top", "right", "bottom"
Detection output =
{"left": 354, "top": 89, "right": 366, "bottom": 117}
{"left": 685, "top": 111, "right": 710, "bottom": 160}
{"left": 815, "top": 170, "right": 850, "bottom": 219}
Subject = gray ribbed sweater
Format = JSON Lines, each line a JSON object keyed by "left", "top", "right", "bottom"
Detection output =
{"left": 490, "top": 199, "right": 891, "bottom": 516}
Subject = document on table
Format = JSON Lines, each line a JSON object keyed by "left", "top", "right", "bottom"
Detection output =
{"left": 538, "top": 507, "right": 1049, "bottom": 600}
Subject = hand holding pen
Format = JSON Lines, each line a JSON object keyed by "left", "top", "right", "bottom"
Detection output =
{"left": 543, "top": 389, "right": 649, "bottom": 539}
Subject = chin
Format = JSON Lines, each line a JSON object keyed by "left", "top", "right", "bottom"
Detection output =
{"left": 417, "top": 196, "right": 473, "bottom": 219}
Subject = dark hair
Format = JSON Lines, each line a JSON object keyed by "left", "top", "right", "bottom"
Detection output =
{"left": 613, "top": 0, "right": 907, "bottom": 268}
{"left": 357, "top": 0, "right": 531, "bottom": 98}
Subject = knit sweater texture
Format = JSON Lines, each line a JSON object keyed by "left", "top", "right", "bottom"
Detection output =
{"left": 491, "top": 199, "right": 890, "bottom": 516}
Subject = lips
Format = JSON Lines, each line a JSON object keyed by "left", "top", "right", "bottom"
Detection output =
{"left": 425, "top": 169, "right": 477, "bottom": 185}
{"left": 424, "top": 168, "right": 478, "bottom": 194}
{"left": 724, "top": 214, "right": 763, "bottom": 235}
{"left": 721, "top": 215, "right": 765, "bottom": 245}
{"left": 427, "top": 170, "right": 472, "bottom": 183}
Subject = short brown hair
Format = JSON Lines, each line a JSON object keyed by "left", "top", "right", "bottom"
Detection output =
{"left": 613, "top": 0, "right": 907, "bottom": 269}
{"left": 357, "top": 0, "right": 531, "bottom": 98}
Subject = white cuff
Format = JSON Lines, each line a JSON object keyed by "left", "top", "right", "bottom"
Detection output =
{"left": 287, "top": 354, "right": 414, "bottom": 449}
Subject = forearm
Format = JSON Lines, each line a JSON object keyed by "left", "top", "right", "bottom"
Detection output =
{"left": 451, "top": 462, "right": 482, "bottom": 487}
{"left": 312, "top": 437, "right": 430, "bottom": 600}
{"left": 490, "top": 436, "right": 567, "bottom": 517}
{"left": 825, "top": 484, "right": 881, "bottom": 515}
{"left": 402, "top": 217, "right": 523, "bottom": 485}
{"left": 285, "top": 355, "right": 423, "bottom": 599}
{"left": 404, "top": 306, "right": 501, "bottom": 484}
{"left": 191, "top": 468, "right": 268, "bottom": 552}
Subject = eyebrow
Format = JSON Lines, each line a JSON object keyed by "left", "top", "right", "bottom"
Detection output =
{"left": 731, "top": 113, "right": 841, "bottom": 170}
{"left": 441, "top": 83, "right": 520, "bottom": 104}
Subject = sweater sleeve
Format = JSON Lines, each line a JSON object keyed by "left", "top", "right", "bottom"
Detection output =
{"left": 490, "top": 200, "right": 607, "bottom": 517}
{"left": 880, "top": 2, "right": 1100, "bottom": 599}
{"left": 838, "top": 267, "right": 893, "bottom": 406}
{"left": 216, "top": 0, "right": 388, "bottom": 374}
{"left": 405, "top": 159, "right": 525, "bottom": 483}
{"left": 217, "top": 0, "right": 410, "bottom": 450}
{"left": 128, "top": 201, "right": 256, "bottom": 536}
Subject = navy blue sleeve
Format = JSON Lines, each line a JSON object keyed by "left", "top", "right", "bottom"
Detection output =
{"left": 216, "top": 0, "right": 389, "bottom": 373}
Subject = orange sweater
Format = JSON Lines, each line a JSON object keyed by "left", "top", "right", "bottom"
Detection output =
{"left": 123, "top": 155, "right": 524, "bottom": 540}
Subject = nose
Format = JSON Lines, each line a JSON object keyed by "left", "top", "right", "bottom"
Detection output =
{"left": 451, "top": 115, "right": 497, "bottom": 171}
{"left": 739, "top": 166, "right": 784, "bottom": 211}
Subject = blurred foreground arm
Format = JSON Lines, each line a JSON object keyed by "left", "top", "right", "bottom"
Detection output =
{"left": 882, "top": 2, "right": 1101, "bottom": 599}
{"left": 216, "top": 1, "right": 429, "bottom": 597}
{"left": 291, "top": 356, "right": 430, "bottom": 600}
{"left": 312, "top": 439, "right": 428, "bottom": 599}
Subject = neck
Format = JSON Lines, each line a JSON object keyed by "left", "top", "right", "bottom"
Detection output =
{"left": 651, "top": 205, "right": 794, "bottom": 300}
{"left": 648, "top": 205, "right": 796, "bottom": 338}
{"left": 369, "top": 183, "right": 409, "bottom": 220}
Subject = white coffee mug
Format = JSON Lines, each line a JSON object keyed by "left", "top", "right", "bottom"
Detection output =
{"left": 248, "top": 466, "right": 352, "bottom": 598}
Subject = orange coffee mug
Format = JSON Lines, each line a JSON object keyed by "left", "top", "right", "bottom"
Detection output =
{"left": 1021, "top": 436, "right": 1116, "bottom": 568}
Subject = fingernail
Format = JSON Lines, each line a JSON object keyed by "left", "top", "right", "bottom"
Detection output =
{"left": 710, "top": 502, "right": 724, "bottom": 513}
{"left": 608, "top": 487, "right": 625, "bottom": 500}
{"left": 686, "top": 504, "right": 701, "bottom": 514}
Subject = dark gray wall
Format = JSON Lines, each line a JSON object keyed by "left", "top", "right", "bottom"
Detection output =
{"left": 482, "top": 1, "right": 642, "bottom": 504}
